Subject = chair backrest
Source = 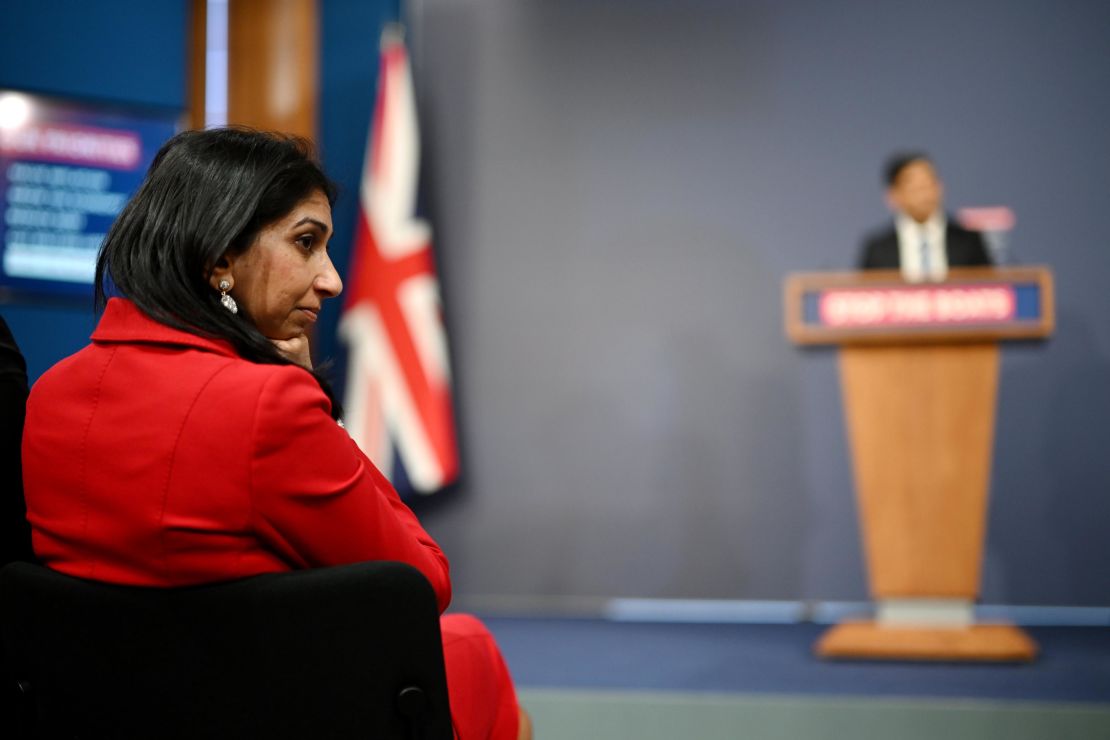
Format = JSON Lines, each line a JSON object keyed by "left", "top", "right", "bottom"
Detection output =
{"left": 0, "top": 561, "right": 454, "bottom": 739}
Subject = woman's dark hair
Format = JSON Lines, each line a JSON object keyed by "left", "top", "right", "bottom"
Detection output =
{"left": 95, "top": 127, "right": 342, "bottom": 416}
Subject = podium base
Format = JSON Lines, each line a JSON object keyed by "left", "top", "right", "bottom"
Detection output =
{"left": 815, "top": 620, "right": 1038, "bottom": 662}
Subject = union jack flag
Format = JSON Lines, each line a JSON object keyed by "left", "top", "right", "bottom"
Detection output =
{"left": 339, "top": 25, "right": 459, "bottom": 494}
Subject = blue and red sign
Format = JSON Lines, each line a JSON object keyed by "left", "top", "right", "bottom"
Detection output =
{"left": 0, "top": 90, "right": 177, "bottom": 299}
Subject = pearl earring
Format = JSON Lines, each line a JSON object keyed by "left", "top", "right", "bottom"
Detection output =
{"left": 218, "top": 279, "right": 238, "bottom": 314}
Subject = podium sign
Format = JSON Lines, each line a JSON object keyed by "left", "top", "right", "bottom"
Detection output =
{"left": 786, "top": 267, "right": 1053, "bottom": 344}
{"left": 785, "top": 267, "right": 1053, "bottom": 661}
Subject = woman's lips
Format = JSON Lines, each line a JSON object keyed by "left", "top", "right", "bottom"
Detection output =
{"left": 298, "top": 307, "right": 319, "bottom": 322}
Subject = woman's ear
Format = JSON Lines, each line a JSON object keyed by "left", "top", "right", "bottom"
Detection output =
{"left": 208, "top": 254, "right": 234, "bottom": 292}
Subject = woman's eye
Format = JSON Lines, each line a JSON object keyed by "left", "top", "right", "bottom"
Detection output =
{"left": 295, "top": 234, "right": 315, "bottom": 250}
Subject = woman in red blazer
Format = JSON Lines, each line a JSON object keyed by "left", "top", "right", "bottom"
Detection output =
{"left": 22, "top": 128, "right": 529, "bottom": 740}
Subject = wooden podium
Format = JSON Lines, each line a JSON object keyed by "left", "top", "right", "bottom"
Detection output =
{"left": 784, "top": 267, "right": 1054, "bottom": 661}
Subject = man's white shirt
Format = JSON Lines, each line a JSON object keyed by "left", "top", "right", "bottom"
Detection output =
{"left": 896, "top": 211, "right": 947, "bottom": 282}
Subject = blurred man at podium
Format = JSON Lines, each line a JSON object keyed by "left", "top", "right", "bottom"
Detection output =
{"left": 858, "top": 152, "right": 992, "bottom": 282}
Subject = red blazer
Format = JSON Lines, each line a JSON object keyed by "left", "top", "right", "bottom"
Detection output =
{"left": 22, "top": 298, "right": 450, "bottom": 611}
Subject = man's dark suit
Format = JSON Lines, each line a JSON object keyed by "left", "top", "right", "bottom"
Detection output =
{"left": 859, "top": 220, "right": 992, "bottom": 269}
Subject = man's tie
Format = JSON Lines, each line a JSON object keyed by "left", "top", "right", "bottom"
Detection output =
{"left": 920, "top": 229, "right": 932, "bottom": 278}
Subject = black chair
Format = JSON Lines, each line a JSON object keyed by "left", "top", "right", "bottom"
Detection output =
{"left": 0, "top": 560, "right": 454, "bottom": 739}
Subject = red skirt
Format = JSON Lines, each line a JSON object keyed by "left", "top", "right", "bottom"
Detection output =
{"left": 440, "top": 613, "right": 520, "bottom": 739}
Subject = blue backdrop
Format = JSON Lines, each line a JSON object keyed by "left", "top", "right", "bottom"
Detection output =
{"left": 6, "top": 0, "right": 1109, "bottom": 608}
{"left": 0, "top": 0, "right": 187, "bottom": 381}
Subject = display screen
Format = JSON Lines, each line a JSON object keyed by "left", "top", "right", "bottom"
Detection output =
{"left": 0, "top": 89, "right": 178, "bottom": 299}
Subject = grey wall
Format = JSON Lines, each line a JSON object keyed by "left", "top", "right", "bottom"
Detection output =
{"left": 403, "top": 0, "right": 1110, "bottom": 606}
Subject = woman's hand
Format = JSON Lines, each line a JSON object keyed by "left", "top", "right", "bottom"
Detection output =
{"left": 271, "top": 334, "right": 313, "bottom": 370}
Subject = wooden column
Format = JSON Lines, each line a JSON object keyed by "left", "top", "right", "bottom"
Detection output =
{"left": 188, "top": 0, "right": 207, "bottom": 131}
{"left": 227, "top": 0, "right": 319, "bottom": 142}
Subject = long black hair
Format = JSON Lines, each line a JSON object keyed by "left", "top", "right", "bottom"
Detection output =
{"left": 95, "top": 127, "right": 342, "bottom": 416}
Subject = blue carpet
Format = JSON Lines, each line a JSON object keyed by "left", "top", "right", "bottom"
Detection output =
{"left": 479, "top": 618, "right": 1110, "bottom": 704}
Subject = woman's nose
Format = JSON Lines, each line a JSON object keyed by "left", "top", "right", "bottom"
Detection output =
{"left": 316, "top": 255, "right": 343, "bottom": 298}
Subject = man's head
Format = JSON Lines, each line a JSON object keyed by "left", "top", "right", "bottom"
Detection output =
{"left": 883, "top": 152, "right": 943, "bottom": 224}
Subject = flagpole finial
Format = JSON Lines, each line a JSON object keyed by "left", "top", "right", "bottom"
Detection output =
{"left": 381, "top": 22, "right": 406, "bottom": 49}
